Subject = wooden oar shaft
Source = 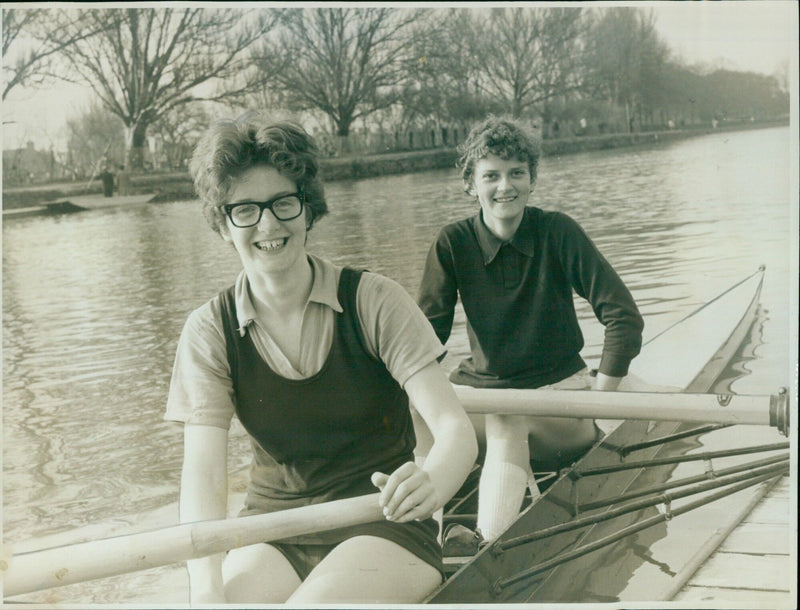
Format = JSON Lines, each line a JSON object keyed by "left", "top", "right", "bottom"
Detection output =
{"left": 3, "top": 493, "right": 383, "bottom": 598}
{"left": 453, "top": 386, "right": 789, "bottom": 432}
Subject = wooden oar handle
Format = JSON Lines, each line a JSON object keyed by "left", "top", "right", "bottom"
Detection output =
{"left": 3, "top": 493, "right": 384, "bottom": 597}
{"left": 453, "top": 386, "right": 790, "bottom": 435}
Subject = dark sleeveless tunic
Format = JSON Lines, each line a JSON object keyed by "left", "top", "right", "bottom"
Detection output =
{"left": 219, "top": 268, "right": 442, "bottom": 574}
{"left": 220, "top": 267, "right": 416, "bottom": 514}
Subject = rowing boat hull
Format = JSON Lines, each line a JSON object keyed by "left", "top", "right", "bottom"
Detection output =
{"left": 427, "top": 269, "right": 786, "bottom": 603}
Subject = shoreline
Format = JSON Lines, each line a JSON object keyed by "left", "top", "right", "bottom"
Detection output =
{"left": 2, "top": 119, "right": 787, "bottom": 212}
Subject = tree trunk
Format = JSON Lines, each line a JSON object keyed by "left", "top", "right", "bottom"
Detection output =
{"left": 335, "top": 120, "right": 352, "bottom": 156}
{"left": 512, "top": 98, "right": 522, "bottom": 119}
{"left": 541, "top": 106, "right": 552, "bottom": 139}
{"left": 124, "top": 122, "right": 149, "bottom": 170}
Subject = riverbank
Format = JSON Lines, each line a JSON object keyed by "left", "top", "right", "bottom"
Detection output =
{"left": 2, "top": 119, "right": 787, "bottom": 211}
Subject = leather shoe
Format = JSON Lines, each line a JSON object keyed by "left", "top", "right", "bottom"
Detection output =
{"left": 442, "top": 524, "right": 484, "bottom": 557}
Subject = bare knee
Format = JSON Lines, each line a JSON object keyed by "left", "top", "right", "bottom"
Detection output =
{"left": 289, "top": 536, "right": 440, "bottom": 604}
{"left": 485, "top": 414, "right": 529, "bottom": 442}
{"left": 223, "top": 544, "right": 300, "bottom": 603}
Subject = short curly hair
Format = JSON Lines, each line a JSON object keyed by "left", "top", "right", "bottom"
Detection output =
{"left": 189, "top": 112, "right": 328, "bottom": 235}
{"left": 457, "top": 115, "right": 541, "bottom": 192}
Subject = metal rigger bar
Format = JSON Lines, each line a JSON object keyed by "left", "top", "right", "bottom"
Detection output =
{"left": 492, "top": 457, "right": 788, "bottom": 555}
{"left": 490, "top": 468, "right": 786, "bottom": 595}
{"left": 572, "top": 441, "right": 789, "bottom": 478}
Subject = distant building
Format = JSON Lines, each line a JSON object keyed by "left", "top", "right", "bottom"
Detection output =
{"left": 2, "top": 141, "right": 67, "bottom": 186}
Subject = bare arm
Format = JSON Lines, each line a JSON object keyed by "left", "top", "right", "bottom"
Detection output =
{"left": 373, "top": 361, "right": 477, "bottom": 523}
{"left": 180, "top": 424, "right": 229, "bottom": 604}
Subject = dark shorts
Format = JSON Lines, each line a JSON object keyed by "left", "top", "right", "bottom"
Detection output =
{"left": 271, "top": 518, "right": 444, "bottom": 581}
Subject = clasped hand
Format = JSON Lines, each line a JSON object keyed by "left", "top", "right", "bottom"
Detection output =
{"left": 371, "top": 462, "right": 438, "bottom": 523}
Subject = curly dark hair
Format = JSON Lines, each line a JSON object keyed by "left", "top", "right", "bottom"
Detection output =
{"left": 189, "top": 112, "right": 328, "bottom": 235}
{"left": 457, "top": 115, "right": 541, "bottom": 192}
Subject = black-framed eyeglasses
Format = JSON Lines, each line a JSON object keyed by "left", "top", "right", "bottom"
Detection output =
{"left": 221, "top": 192, "right": 304, "bottom": 227}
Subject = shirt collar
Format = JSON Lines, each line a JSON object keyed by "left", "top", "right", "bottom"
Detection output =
{"left": 472, "top": 208, "right": 536, "bottom": 265}
{"left": 233, "top": 253, "right": 343, "bottom": 336}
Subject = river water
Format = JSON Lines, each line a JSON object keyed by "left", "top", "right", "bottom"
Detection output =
{"left": 2, "top": 126, "right": 795, "bottom": 603}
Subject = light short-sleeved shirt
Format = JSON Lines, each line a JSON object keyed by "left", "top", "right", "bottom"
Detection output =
{"left": 165, "top": 254, "right": 445, "bottom": 429}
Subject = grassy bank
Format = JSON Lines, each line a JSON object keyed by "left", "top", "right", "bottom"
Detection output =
{"left": 2, "top": 119, "right": 787, "bottom": 210}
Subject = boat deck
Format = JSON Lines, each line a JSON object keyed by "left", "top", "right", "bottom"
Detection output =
{"left": 675, "top": 473, "right": 795, "bottom": 606}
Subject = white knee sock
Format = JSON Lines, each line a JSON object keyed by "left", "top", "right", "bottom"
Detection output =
{"left": 477, "top": 461, "right": 528, "bottom": 541}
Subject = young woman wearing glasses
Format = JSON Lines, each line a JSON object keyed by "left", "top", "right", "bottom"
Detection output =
{"left": 165, "top": 114, "right": 477, "bottom": 605}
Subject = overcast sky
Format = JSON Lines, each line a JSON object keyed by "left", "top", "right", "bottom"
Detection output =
{"left": 652, "top": 1, "right": 795, "bottom": 75}
{"left": 1, "top": 1, "right": 797, "bottom": 152}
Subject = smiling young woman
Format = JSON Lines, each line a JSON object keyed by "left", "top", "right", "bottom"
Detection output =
{"left": 470, "top": 155, "right": 532, "bottom": 240}
{"left": 220, "top": 165, "right": 311, "bottom": 293}
{"left": 164, "top": 113, "right": 477, "bottom": 605}
{"left": 417, "top": 115, "right": 644, "bottom": 553}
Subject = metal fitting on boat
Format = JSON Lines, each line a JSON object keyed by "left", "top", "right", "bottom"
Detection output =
{"left": 769, "top": 387, "right": 789, "bottom": 436}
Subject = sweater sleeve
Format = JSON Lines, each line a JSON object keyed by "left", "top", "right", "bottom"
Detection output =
{"left": 551, "top": 213, "right": 644, "bottom": 377}
{"left": 417, "top": 229, "right": 459, "bottom": 345}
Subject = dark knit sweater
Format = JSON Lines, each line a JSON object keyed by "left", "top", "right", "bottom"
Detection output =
{"left": 418, "top": 207, "right": 643, "bottom": 389}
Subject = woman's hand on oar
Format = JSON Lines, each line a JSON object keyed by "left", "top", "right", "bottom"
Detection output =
{"left": 371, "top": 463, "right": 439, "bottom": 523}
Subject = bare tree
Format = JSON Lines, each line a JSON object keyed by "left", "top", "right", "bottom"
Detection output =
{"left": 400, "top": 9, "right": 498, "bottom": 131}
{"left": 65, "top": 101, "right": 126, "bottom": 179}
{"left": 258, "top": 8, "right": 419, "bottom": 152}
{"left": 584, "top": 8, "right": 670, "bottom": 131}
{"left": 467, "top": 7, "right": 586, "bottom": 119}
{"left": 772, "top": 59, "right": 790, "bottom": 96}
{"left": 50, "top": 7, "right": 282, "bottom": 167}
{"left": 2, "top": 8, "right": 103, "bottom": 100}
{"left": 150, "top": 104, "right": 212, "bottom": 170}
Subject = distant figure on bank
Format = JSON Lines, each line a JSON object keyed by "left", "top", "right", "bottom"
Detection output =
{"left": 417, "top": 115, "right": 644, "bottom": 553}
{"left": 117, "top": 164, "right": 131, "bottom": 196}
{"left": 99, "top": 165, "right": 115, "bottom": 197}
{"left": 165, "top": 113, "right": 477, "bottom": 604}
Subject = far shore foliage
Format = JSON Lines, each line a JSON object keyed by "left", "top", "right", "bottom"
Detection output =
{"left": 2, "top": 6, "right": 790, "bottom": 173}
